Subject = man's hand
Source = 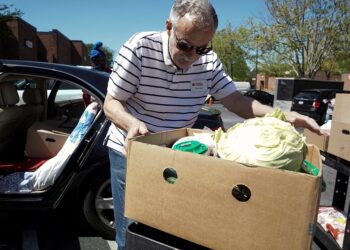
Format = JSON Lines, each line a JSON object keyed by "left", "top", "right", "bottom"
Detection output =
{"left": 284, "top": 111, "right": 322, "bottom": 135}
{"left": 126, "top": 120, "right": 149, "bottom": 140}
{"left": 124, "top": 120, "right": 149, "bottom": 153}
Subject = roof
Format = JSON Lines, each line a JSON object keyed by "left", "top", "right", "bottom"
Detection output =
{"left": 0, "top": 60, "right": 110, "bottom": 99}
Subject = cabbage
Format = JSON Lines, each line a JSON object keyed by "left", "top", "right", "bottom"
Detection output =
{"left": 214, "top": 109, "right": 307, "bottom": 172}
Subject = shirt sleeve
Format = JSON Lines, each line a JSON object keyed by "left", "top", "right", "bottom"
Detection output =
{"left": 107, "top": 35, "right": 142, "bottom": 101}
{"left": 209, "top": 53, "right": 237, "bottom": 100}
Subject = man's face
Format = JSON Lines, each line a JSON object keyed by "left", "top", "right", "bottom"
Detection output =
{"left": 167, "top": 14, "right": 215, "bottom": 70}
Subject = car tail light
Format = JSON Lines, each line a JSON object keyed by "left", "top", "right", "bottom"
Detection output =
{"left": 313, "top": 100, "right": 321, "bottom": 109}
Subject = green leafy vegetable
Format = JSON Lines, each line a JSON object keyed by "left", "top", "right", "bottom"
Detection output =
{"left": 214, "top": 108, "right": 307, "bottom": 172}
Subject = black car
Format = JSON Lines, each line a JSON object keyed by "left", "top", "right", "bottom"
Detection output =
{"left": 291, "top": 88, "right": 347, "bottom": 125}
{"left": 0, "top": 60, "right": 223, "bottom": 240}
{"left": 243, "top": 90, "right": 274, "bottom": 106}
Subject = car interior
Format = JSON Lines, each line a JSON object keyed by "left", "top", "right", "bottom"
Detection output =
{"left": 0, "top": 73, "right": 101, "bottom": 193}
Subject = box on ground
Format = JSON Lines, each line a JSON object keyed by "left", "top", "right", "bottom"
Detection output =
{"left": 328, "top": 94, "right": 350, "bottom": 161}
{"left": 304, "top": 129, "right": 329, "bottom": 152}
{"left": 125, "top": 128, "right": 322, "bottom": 250}
{"left": 125, "top": 222, "right": 209, "bottom": 250}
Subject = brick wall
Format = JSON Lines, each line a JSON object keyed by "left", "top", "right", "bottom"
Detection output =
{"left": 2, "top": 18, "right": 37, "bottom": 60}
{"left": 71, "top": 40, "right": 90, "bottom": 65}
{"left": 37, "top": 32, "right": 54, "bottom": 62}
{"left": 37, "top": 30, "right": 71, "bottom": 64}
{"left": 2, "top": 17, "right": 89, "bottom": 65}
{"left": 341, "top": 73, "right": 350, "bottom": 91}
{"left": 54, "top": 29, "right": 71, "bottom": 64}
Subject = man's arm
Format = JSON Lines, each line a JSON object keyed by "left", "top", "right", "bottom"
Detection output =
{"left": 220, "top": 91, "right": 321, "bottom": 134}
{"left": 103, "top": 93, "right": 149, "bottom": 145}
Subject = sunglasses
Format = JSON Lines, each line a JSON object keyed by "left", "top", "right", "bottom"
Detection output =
{"left": 173, "top": 31, "right": 212, "bottom": 55}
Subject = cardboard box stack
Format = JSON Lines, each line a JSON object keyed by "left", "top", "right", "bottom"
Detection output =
{"left": 328, "top": 94, "right": 350, "bottom": 161}
{"left": 125, "top": 128, "right": 322, "bottom": 250}
{"left": 304, "top": 129, "right": 329, "bottom": 152}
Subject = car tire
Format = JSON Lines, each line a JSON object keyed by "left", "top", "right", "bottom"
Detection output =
{"left": 83, "top": 171, "right": 116, "bottom": 240}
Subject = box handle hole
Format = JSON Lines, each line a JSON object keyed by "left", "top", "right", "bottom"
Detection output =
{"left": 342, "top": 129, "right": 349, "bottom": 135}
{"left": 163, "top": 168, "right": 178, "bottom": 184}
{"left": 232, "top": 184, "right": 251, "bottom": 202}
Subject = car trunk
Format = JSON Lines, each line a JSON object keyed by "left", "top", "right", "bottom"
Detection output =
{"left": 292, "top": 92, "right": 319, "bottom": 112}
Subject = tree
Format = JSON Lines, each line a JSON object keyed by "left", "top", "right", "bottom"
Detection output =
{"left": 213, "top": 24, "right": 251, "bottom": 81}
{"left": 85, "top": 43, "right": 114, "bottom": 67}
{"left": 256, "top": 0, "right": 350, "bottom": 78}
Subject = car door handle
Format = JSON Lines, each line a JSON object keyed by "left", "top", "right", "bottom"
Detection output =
{"left": 45, "top": 138, "right": 56, "bottom": 142}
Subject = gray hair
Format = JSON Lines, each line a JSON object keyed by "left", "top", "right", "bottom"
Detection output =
{"left": 169, "top": 0, "right": 218, "bottom": 30}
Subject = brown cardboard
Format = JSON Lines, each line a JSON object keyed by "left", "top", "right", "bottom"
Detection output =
{"left": 328, "top": 94, "right": 350, "bottom": 160}
{"left": 125, "top": 128, "right": 322, "bottom": 250}
{"left": 332, "top": 93, "right": 350, "bottom": 123}
{"left": 304, "top": 129, "right": 329, "bottom": 152}
{"left": 328, "top": 121, "right": 350, "bottom": 161}
{"left": 25, "top": 121, "right": 69, "bottom": 158}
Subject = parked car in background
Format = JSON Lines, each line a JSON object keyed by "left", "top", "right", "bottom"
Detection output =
{"left": 243, "top": 90, "right": 274, "bottom": 106}
{"left": 291, "top": 89, "right": 348, "bottom": 125}
{"left": 0, "top": 60, "right": 223, "bottom": 240}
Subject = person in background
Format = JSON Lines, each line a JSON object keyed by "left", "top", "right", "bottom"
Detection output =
{"left": 325, "top": 97, "right": 335, "bottom": 123}
{"left": 83, "top": 42, "right": 112, "bottom": 105}
{"left": 89, "top": 41, "right": 112, "bottom": 73}
{"left": 103, "top": 1, "right": 321, "bottom": 249}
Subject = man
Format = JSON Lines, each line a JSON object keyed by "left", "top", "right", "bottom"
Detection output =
{"left": 103, "top": 0, "right": 320, "bottom": 248}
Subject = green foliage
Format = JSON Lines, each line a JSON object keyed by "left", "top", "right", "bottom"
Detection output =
{"left": 257, "top": 0, "right": 350, "bottom": 78}
{"left": 213, "top": 24, "right": 251, "bottom": 81}
{"left": 0, "top": 4, "right": 23, "bottom": 19}
{"left": 214, "top": 1, "right": 350, "bottom": 79}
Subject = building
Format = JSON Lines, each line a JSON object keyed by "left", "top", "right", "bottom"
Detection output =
{"left": 1, "top": 17, "right": 89, "bottom": 65}
{"left": 71, "top": 40, "right": 90, "bottom": 66}
{"left": 0, "top": 17, "right": 38, "bottom": 60}
{"left": 341, "top": 73, "right": 350, "bottom": 90}
{"left": 37, "top": 29, "right": 71, "bottom": 64}
{"left": 255, "top": 72, "right": 350, "bottom": 93}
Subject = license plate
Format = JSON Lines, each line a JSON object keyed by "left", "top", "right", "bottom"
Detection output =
{"left": 298, "top": 101, "right": 304, "bottom": 105}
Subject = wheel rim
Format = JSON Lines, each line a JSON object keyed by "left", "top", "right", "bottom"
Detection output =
{"left": 94, "top": 179, "right": 115, "bottom": 230}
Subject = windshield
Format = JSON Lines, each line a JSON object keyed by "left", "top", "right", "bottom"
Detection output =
{"left": 295, "top": 91, "right": 319, "bottom": 99}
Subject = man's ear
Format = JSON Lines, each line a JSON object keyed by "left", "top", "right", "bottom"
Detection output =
{"left": 166, "top": 19, "right": 172, "bottom": 32}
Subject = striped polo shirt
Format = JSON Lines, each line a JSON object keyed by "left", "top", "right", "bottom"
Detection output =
{"left": 106, "top": 31, "right": 236, "bottom": 153}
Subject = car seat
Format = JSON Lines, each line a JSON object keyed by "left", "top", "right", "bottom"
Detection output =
{"left": 0, "top": 101, "right": 99, "bottom": 193}
{"left": 0, "top": 83, "right": 23, "bottom": 160}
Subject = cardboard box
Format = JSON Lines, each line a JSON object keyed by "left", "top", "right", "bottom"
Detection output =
{"left": 328, "top": 94, "right": 350, "bottom": 160}
{"left": 303, "top": 129, "right": 329, "bottom": 152}
{"left": 331, "top": 93, "right": 350, "bottom": 123}
{"left": 125, "top": 128, "right": 322, "bottom": 250}
{"left": 25, "top": 121, "right": 69, "bottom": 158}
{"left": 328, "top": 121, "right": 350, "bottom": 161}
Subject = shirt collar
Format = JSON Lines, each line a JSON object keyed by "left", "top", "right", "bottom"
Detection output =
{"left": 161, "top": 31, "right": 177, "bottom": 68}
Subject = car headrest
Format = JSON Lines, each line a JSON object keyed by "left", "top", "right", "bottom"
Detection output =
{"left": 0, "top": 84, "right": 19, "bottom": 106}
{"left": 23, "top": 88, "right": 42, "bottom": 105}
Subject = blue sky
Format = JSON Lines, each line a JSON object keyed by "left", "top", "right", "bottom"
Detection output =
{"left": 5, "top": 1, "right": 266, "bottom": 56}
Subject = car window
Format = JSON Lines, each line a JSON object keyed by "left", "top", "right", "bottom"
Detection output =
{"left": 0, "top": 76, "right": 39, "bottom": 105}
{"left": 295, "top": 91, "right": 319, "bottom": 99}
{"left": 54, "top": 82, "right": 83, "bottom": 103}
{"left": 47, "top": 80, "right": 86, "bottom": 120}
